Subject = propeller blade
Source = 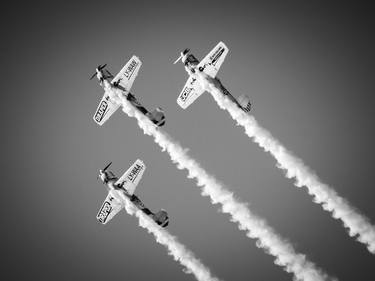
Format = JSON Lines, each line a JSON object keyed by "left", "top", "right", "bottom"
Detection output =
{"left": 174, "top": 49, "right": 190, "bottom": 64}
{"left": 98, "top": 64, "right": 107, "bottom": 70}
{"left": 102, "top": 161, "right": 112, "bottom": 172}
{"left": 173, "top": 55, "right": 182, "bottom": 64}
{"left": 90, "top": 72, "right": 97, "bottom": 80}
{"left": 182, "top": 48, "right": 190, "bottom": 55}
{"left": 105, "top": 69, "right": 113, "bottom": 77}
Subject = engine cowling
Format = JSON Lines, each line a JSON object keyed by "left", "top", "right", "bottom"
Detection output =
{"left": 237, "top": 94, "right": 252, "bottom": 112}
{"left": 153, "top": 209, "right": 169, "bottom": 228}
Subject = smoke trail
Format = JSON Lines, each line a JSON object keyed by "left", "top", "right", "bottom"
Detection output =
{"left": 118, "top": 192, "right": 221, "bottom": 281}
{"left": 104, "top": 81, "right": 334, "bottom": 281}
{"left": 198, "top": 73, "right": 375, "bottom": 254}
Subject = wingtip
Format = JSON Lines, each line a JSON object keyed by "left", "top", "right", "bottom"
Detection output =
{"left": 136, "top": 159, "right": 146, "bottom": 168}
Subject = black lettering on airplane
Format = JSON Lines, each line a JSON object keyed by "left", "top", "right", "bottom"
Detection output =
{"left": 124, "top": 60, "right": 138, "bottom": 78}
{"left": 97, "top": 201, "right": 112, "bottom": 223}
{"left": 180, "top": 87, "right": 193, "bottom": 102}
{"left": 95, "top": 100, "right": 108, "bottom": 122}
{"left": 210, "top": 47, "right": 225, "bottom": 66}
{"left": 127, "top": 164, "right": 143, "bottom": 183}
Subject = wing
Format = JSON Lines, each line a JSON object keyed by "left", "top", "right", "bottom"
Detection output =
{"left": 115, "top": 159, "right": 146, "bottom": 195}
{"left": 96, "top": 192, "right": 123, "bottom": 225}
{"left": 111, "top": 55, "right": 142, "bottom": 92}
{"left": 93, "top": 92, "right": 120, "bottom": 126}
{"left": 177, "top": 76, "right": 205, "bottom": 109}
{"left": 197, "top": 41, "right": 229, "bottom": 78}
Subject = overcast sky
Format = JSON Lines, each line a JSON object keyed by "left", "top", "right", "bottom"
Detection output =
{"left": 4, "top": 1, "right": 375, "bottom": 281}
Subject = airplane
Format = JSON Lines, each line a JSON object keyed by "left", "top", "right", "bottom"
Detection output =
{"left": 91, "top": 55, "right": 165, "bottom": 127}
{"left": 96, "top": 159, "right": 169, "bottom": 227}
{"left": 174, "top": 42, "right": 252, "bottom": 113}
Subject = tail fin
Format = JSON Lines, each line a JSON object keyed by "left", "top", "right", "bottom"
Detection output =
{"left": 237, "top": 94, "right": 252, "bottom": 113}
{"left": 149, "top": 107, "right": 166, "bottom": 127}
{"left": 153, "top": 209, "right": 169, "bottom": 227}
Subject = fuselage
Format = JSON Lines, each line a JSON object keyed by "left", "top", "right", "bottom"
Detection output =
{"left": 99, "top": 170, "right": 152, "bottom": 215}
{"left": 100, "top": 171, "right": 131, "bottom": 200}
{"left": 96, "top": 70, "right": 148, "bottom": 113}
{"left": 182, "top": 53, "right": 244, "bottom": 109}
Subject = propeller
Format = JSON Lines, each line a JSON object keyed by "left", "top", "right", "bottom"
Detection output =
{"left": 173, "top": 55, "right": 182, "bottom": 64}
{"left": 89, "top": 64, "right": 108, "bottom": 80}
{"left": 98, "top": 64, "right": 107, "bottom": 70}
{"left": 173, "top": 48, "right": 189, "bottom": 64}
{"left": 97, "top": 162, "right": 112, "bottom": 180}
{"left": 102, "top": 161, "right": 112, "bottom": 172}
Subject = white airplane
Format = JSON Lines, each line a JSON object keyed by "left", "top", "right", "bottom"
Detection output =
{"left": 174, "top": 42, "right": 252, "bottom": 112}
{"left": 96, "top": 159, "right": 169, "bottom": 227}
{"left": 91, "top": 56, "right": 165, "bottom": 127}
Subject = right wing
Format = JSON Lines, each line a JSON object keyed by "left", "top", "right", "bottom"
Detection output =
{"left": 197, "top": 41, "right": 229, "bottom": 78}
{"left": 111, "top": 55, "right": 142, "bottom": 92}
{"left": 96, "top": 192, "right": 123, "bottom": 224}
{"left": 93, "top": 92, "right": 120, "bottom": 126}
{"left": 115, "top": 159, "right": 146, "bottom": 196}
{"left": 177, "top": 76, "right": 204, "bottom": 109}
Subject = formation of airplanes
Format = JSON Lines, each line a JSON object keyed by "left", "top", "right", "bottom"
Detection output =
{"left": 96, "top": 159, "right": 169, "bottom": 227}
{"left": 91, "top": 42, "right": 251, "bottom": 228}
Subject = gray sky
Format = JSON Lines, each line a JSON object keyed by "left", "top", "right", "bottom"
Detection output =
{"left": 4, "top": 1, "right": 375, "bottom": 280}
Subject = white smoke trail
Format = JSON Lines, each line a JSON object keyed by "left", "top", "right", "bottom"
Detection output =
{"left": 198, "top": 73, "right": 375, "bottom": 254}
{"left": 104, "top": 81, "right": 334, "bottom": 281}
{"left": 117, "top": 192, "right": 221, "bottom": 281}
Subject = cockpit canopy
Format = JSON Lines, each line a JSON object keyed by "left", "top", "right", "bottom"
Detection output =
{"left": 184, "top": 54, "right": 199, "bottom": 66}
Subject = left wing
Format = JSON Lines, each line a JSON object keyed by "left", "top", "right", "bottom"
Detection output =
{"left": 197, "top": 41, "right": 229, "bottom": 78}
{"left": 111, "top": 55, "right": 142, "bottom": 92}
{"left": 93, "top": 92, "right": 120, "bottom": 126}
{"left": 96, "top": 192, "right": 123, "bottom": 224}
{"left": 115, "top": 159, "right": 146, "bottom": 195}
{"left": 177, "top": 76, "right": 204, "bottom": 109}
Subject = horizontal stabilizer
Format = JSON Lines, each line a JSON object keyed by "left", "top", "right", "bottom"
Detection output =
{"left": 153, "top": 209, "right": 169, "bottom": 228}
{"left": 149, "top": 108, "right": 166, "bottom": 127}
{"left": 237, "top": 94, "right": 252, "bottom": 112}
